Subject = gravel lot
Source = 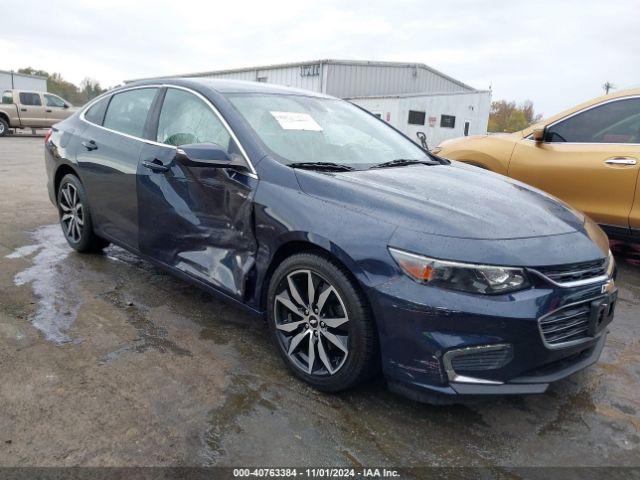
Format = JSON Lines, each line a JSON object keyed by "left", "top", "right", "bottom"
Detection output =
{"left": 0, "top": 137, "right": 639, "bottom": 469}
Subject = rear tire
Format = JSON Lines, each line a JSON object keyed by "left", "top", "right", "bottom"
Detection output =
{"left": 267, "top": 252, "right": 378, "bottom": 392}
{"left": 0, "top": 118, "right": 8, "bottom": 137}
{"left": 57, "top": 174, "right": 110, "bottom": 253}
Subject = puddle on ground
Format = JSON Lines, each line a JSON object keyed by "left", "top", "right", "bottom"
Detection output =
{"left": 6, "top": 224, "right": 79, "bottom": 344}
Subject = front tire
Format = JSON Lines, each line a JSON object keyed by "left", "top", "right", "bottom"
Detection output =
{"left": 57, "top": 174, "right": 110, "bottom": 253}
{"left": 267, "top": 252, "right": 378, "bottom": 392}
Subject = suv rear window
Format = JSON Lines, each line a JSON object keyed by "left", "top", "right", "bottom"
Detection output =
{"left": 19, "top": 92, "right": 42, "bottom": 106}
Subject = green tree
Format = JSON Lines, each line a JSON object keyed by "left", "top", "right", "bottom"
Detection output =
{"left": 16, "top": 67, "right": 105, "bottom": 106}
{"left": 488, "top": 100, "right": 542, "bottom": 133}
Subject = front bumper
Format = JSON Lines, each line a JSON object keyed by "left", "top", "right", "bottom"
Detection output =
{"left": 369, "top": 274, "right": 614, "bottom": 403}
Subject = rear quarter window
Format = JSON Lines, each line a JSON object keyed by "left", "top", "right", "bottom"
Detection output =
{"left": 84, "top": 97, "right": 110, "bottom": 126}
{"left": 1, "top": 91, "right": 13, "bottom": 104}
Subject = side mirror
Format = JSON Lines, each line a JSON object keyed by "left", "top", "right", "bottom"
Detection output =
{"left": 176, "top": 143, "right": 231, "bottom": 167}
{"left": 532, "top": 127, "right": 545, "bottom": 142}
{"left": 63, "top": 103, "right": 69, "bottom": 109}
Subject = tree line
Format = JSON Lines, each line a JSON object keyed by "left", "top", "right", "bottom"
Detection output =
{"left": 16, "top": 67, "right": 108, "bottom": 106}
{"left": 488, "top": 100, "right": 542, "bottom": 133}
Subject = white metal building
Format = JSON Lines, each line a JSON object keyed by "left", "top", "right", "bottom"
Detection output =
{"left": 133, "top": 59, "right": 491, "bottom": 147}
{"left": 0, "top": 70, "right": 47, "bottom": 92}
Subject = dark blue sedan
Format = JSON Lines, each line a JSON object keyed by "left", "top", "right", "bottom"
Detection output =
{"left": 45, "top": 78, "right": 617, "bottom": 403}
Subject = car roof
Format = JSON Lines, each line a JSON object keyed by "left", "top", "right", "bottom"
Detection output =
{"left": 522, "top": 87, "right": 640, "bottom": 137}
{"left": 124, "top": 77, "right": 334, "bottom": 99}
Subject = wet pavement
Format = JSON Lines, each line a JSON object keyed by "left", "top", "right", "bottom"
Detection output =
{"left": 0, "top": 137, "right": 639, "bottom": 468}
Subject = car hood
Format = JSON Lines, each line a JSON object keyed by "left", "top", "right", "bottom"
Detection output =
{"left": 295, "top": 162, "right": 585, "bottom": 241}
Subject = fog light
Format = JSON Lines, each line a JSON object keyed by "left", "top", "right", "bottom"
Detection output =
{"left": 442, "top": 344, "right": 512, "bottom": 384}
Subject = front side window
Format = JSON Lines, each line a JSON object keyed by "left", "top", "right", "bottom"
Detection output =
{"left": 44, "top": 94, "right": 66, "bottom": 108}
{"left": 19, "top": 92, "right": 42, "bottom": 106}
{"left": 546, "top": 97, "right": 640, "bottom": 143}
{"left": 227, "top": 93, "right": 429, "bottom": 168}
{"left": 103, "top": 88, "right": 157, "bottom": 138}
{"left": 2, "top": 91, "right": 13, "bottom": 104}
{"left": 157, "top": 88, "right": 231, "bottom": 148}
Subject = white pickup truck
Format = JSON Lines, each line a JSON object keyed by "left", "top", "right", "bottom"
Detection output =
{"left": 0, "top": 89, "right": 76, "bottom": 136}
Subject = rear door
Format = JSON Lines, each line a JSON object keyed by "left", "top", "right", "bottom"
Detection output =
{"left": 137, "top": 86, "right": 257, "bottom": 298}
{"left": 76, "top": 87, "right": 159, "bottom": 250}
{"left": 17, "top": 92, "right": 46, "bottom": 126}
{"left": 44, "top": 93, "right": 71, "bottom": 126}
{"left": 509, "top": 96, "right": 640, "bottom": 230}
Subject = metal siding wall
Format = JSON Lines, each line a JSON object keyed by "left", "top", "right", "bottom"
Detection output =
{"left": 326, "top": 63, "right": 470, "bottom": 97}
{"left": 0, "top": 73, "right": 47, "bottom": 92}
{"left": 203, "top": 65, "right": 323, "bottom": 92}
{"left": 351, "top": 91, "right": 491, "bottom": 147}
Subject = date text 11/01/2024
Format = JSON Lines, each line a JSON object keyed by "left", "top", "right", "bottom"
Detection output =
{"left": 232, "top": 468, "right": 400, "bottom": 477}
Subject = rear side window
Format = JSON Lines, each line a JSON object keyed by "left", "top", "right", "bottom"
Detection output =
{"left": 2, "top": 91, "right": 13, "bottom": 104}
{"left": 84, "top": 97, "right": 110, "bottom": 125}
{"left": 547, "top": 97, "right": 640, "bottom": 144}
{"left": 19, "top": 92, "right": 42, "bottom": 106}
{"left": 103, "top": 88, "right": 157, "bottom": 138}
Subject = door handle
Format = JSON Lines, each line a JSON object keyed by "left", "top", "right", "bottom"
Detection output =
{"left": 142, "top": 159, "right": 170, "bottom": 173}
{"left": 82, "top": 140, "right": 98, "bottom": 151}
{"left": 20, "top": 108, "right": 27, "bottom": 112}
{"left": 46, "top": 109, "right": 52, "bottom": 113}
{"left": 605, "top": 157, "right": 637, "bottom": 166}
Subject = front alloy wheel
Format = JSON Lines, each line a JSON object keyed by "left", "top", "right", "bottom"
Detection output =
{"left": 267, "top": 252, "right": 378, "bottom": 392}
{"left": 274, "top": 269, "right": 350, "bottom": 376}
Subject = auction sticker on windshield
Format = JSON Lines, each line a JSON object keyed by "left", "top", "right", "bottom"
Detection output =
{"left": 270, "top": 111, "right": 323, "bottom": 131}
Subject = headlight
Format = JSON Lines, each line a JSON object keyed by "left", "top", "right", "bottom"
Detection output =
{"left": 607, "top": 249, "right": 615, "bottom": 277}
{"left": 388, "top": 247, "right": 530, "bottom": 295}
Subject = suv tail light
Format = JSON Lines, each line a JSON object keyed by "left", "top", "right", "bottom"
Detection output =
{"left": 44, "top": 129, "right": 52, "bottom": 144}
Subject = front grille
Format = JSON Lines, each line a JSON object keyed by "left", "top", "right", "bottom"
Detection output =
{"left": 450, "top": 346, "right": 513, "bottom": 372}
{"left": 534, "top": 258, "right": 607, "bottom": 284}
{"left": 539, "top": 302, "right": 592, "bottom": 346}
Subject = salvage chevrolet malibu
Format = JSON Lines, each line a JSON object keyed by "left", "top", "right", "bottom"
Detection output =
{"left": 45, "top": 79, "right": 617, "bottom": 403}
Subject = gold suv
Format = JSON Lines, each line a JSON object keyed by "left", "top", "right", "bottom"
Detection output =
{"left": 435, "top": 88, "right": 640, "bottom": 240}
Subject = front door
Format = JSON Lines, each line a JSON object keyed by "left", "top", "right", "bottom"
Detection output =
{"left": 18, "top": 92, "right": 46, "bottom": 127}
{"left": 76, "top": 87, "right": 158, "bottom": 250}
{"left": 44, "top": 93, "right": 70, "bottom": 126}
{"left": 509, "top": 96, "right": 640, "bottom": 229}
{"left": 137, "top": 87, "right": 257, "bottom": 298}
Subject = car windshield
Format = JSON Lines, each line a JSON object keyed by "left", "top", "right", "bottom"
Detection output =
{"left": 227, "top": 93, "right": 431, "bottom": 169}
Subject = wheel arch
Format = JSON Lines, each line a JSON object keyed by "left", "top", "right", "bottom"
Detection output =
{"left": 54, "top": 163, "right": 82, "bottom": 197}
{"left": 0, "top": 112, "right": 9, "bottom": 124}
{"left": 257, "top": 235, "right": 368, "bottom": 313}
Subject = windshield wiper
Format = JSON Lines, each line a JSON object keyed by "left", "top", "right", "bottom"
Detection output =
{"left": 370, "top": 158, "right": 439, "bottom": 169}
{"left": 288, "top": 162, "right": 355, "bottom": 171}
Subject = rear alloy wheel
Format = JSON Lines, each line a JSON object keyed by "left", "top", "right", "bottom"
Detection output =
{"left": 267, "top": 253, "right": 378, "bottom": 391}
{"left": 57, "top": 174, "right": 110, "bottom": 253}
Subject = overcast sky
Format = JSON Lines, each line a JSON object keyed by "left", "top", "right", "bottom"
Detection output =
{"left": 2, "top": 0, "right": 639, "bottom": 116}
